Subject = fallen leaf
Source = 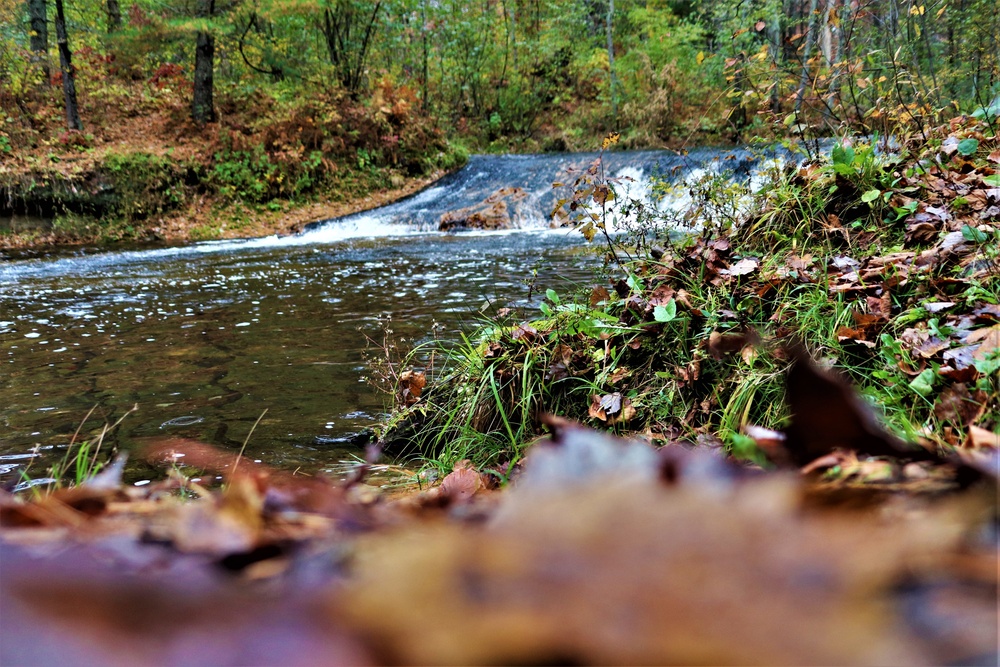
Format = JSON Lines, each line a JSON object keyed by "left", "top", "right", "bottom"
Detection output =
{"left": 708, "top": 330, "right": 755, "bottom": 360}
{"left": 723, "top": 257, "right": 759, "bottom": 277}
{"left": 511, "top": 323, "right": 539, "bottom": 341}
{"left": 969, "top": 325, "right": 1000, "bottom": 361}
{"left": 589, "top": 285, "right": 611, "bottom": 307}
{"left": 780, "top": 345, "right": 939, "bottom": 466}
{"left": 600, "top": 392, "right": 622, "bottom": 414}
{"left": 943, "top": 345, "right": 978, "bottom": 370}
{"left": 964, "top": 425, "right": 1000, "bottom": 450}
{"left": 398, "top": 369, "right": 426, "bottom": 406}
{"left": 933, "top": 384, "right": 986, "bottom": 427}
{"left": 335, "top": 449, "right": 985, "bottom": 665}
{"left": 440, "top": 461, "right": 485, "bottom": 503}
{"left": 588, "top": 394, "right": 608, "bottom": 421}
{"left": 923, "top": 301, "right": 956, "bottom": 313}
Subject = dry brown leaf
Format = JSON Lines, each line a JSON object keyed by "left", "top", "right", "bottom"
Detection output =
{"left": 440, "top": 461, "right": 485, "bottom": 503}
{"left": 708, "top": 330, "right": 753, "bottom": 360}
{"left": 398, "top": 369, "right": 426, "bottom": 406}
{"left": 588, "top": 394, "right": 607, "bottom": 421}
{"left": 970, "top": 325, "right": 1000, "bottom": 361}
{"left": 965, "top": 425, "right": 1000, "bottom": 449}
{"left": 933, "top": 384, "right": 987, "bottom": 426}
{"left": 589, "top": 285, "right": 611, "bottom": 307}
{"left": 781, "top": 346, "right": 939, "bottom": 466}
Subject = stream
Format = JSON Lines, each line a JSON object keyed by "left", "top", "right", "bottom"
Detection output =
{"left": 0, "top": 148, "right": 767, "bottom": 486}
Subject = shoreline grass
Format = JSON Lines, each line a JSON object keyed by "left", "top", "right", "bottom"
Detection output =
{"left": 377, "top": 115, "right": 1000, "bottom": 475}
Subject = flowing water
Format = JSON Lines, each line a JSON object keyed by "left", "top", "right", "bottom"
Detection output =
{"left": 0, "top": 148, "right": 768, "bottom": 486}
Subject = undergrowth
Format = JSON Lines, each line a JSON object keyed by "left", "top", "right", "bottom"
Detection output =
{"left": 376, "top": 113, "right": 1000, "bottom": 473}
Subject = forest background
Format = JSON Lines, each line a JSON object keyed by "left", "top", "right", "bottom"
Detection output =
{"left": 1, "top": 0, "right": 998, "bottom": 245}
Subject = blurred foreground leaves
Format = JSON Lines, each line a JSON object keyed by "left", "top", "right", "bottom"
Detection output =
{"left": 1, "top": 360, "right": 997, "bottom": 666}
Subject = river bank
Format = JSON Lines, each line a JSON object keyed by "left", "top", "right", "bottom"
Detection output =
{"left": 1, "top": 78, "right": 466, "bottom": 251}
{"left": 1, "top": 167, "right": 451, "bottom": 250}
{"left": 378, "top": 119, "right": 1000, "bottom": 476}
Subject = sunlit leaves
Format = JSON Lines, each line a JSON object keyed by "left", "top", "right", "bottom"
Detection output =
{"left": 909, "top": 367, "right": 936, "bottom": 396}
{"left": 861, "top": 189, "right": 881, "bottom": 204}
{"left": 652, "top": 300, "right": 676, "bottom": 323}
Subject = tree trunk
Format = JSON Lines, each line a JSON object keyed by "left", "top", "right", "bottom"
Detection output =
{"left": 53, "top": 0, "right": 81, "bottom": 130}
{"left": 794, "top": 0, "right": 821, "bottom": 115}
{"left": 106, "top": 0, "right": 121, "bottom": 33}
{"left": 770, "top": 7, "right": 784, "bottom": 114}
{"left": 28, "top": 0, "right": 50, "bottom": 80}
{"left": 192, "top": 0, "right": 216, "bottom": 124}
{"left": 420, "top": 0, "right": 429, "bottom": 110}
{"left": 606, "top": 0, "right": 617, "bottom": 124}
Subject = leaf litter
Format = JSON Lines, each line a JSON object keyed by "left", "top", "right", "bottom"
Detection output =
{"left": 2, "top": 356, "right": 997, "bottom": 666}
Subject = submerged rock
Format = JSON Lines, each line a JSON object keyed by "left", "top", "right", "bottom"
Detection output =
{"left": 438, "top": 186, "right": 528, "bottom": 231}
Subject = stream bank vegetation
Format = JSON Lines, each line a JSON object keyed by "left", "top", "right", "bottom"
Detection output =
{"left": 3, "top": 0, "right": 998, "bottom": 245}
{"left": 379, "top": 112, "right": 999, "bottom": 483}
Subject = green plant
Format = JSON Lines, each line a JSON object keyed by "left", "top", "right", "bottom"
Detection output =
{"left": 103, "top": 151, "right": 183, "bottom": 222}
{"left": 17, "top": 405, "right": 136, "bottom": 495}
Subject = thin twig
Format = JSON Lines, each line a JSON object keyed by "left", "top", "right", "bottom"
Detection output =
{"left": 69, "top": 404, "right": 99, "bottom": 449}
{"left": 86, "top": 403, "right": 138, "bottom": 479}
{"left": 231, "top": 408, "right": 267, "bottom": 479}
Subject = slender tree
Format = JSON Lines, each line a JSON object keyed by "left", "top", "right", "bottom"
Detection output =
{"left": 105, "top": 0, "right": 122, "bottom": 33}
{"left": 27, "top": 0, "right": 50, "bottom": 80}
{"left": 192, "top": 0, "right": 217, "bottom": 124}
{"left": 794, "top": 0, "right": 821, "bottom": 115}
{"left": 420, "top": 0, "right": 429, "bottom": 110}
{"left": 320, "top": 0, "right": 383, "bottom": 96}
{"left": 53, "top": 0, "right": 81, "bottom": 130}
{"left": 606, "top": 0, "right": 617, "bottom": 123}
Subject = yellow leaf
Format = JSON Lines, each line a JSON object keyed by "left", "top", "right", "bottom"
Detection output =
{"left": 696, "top": 51, "right": 705, "bottom": 65}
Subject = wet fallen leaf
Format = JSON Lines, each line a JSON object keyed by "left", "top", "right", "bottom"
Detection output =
{"left": 440, "top": 460, "right": 486, "bottom": 503}
{"left": 781, "top": 345, "right": 939, "bottom": 466}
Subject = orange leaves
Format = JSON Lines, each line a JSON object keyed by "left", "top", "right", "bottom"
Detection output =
{"left": 600, "top": 132, "right": 620, "bottom": 150}
{"left": 398, "top": 369, "right": 426, "bottom": 406}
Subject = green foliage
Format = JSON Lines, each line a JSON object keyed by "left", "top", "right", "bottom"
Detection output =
{"left": 103, "top": 151, "right": 183, "bottom": 220}
{"left": 381, "top": 117, "right": 998, "bottom": 469}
